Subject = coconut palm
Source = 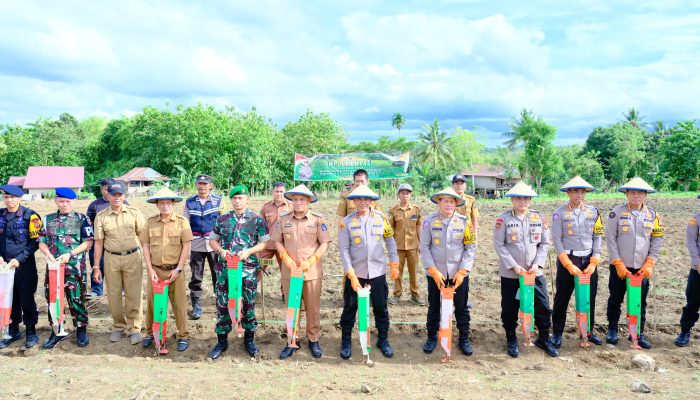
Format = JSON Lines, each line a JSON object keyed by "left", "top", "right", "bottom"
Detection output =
{"left": 415, "top": 120, "right": 455, "bottom": 169}
{"left": 621, "top": 108, "right": 648, "bottom": 129}
{"left": 392, "top": 112, "right": 405, "bottom": 136}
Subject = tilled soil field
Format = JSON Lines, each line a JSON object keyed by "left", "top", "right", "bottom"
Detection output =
{"left": 1, "top": 196, "right": 699, "bottom": 399}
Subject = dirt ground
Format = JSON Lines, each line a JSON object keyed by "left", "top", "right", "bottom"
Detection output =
{"left": 2, "top": 195, "right": 700, "bottom": 399}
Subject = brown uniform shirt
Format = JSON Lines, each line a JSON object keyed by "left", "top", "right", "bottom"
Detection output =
{"left": 336, "top": 190, "right": 382, "bottom": 217}
{"left": 388, "top": 203, "right": 422, "bottom": 250}
{"left": 456, "top": 194, "right": 478, "bottom": 227}
{"left": 94, "top": 205, "right": 145, "bottom": 252}
{"left": 271, "top": 210, "right": 332, "bottom": 281}
{"left": 139, "top": 214, "right": 194, "bottom": 266}
{"left": 259, "top": 199, "right": 292, "bottom": 254}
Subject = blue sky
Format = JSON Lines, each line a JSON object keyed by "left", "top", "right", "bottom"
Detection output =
{"left": 1, "top": 1, "right": 699, "bottom": 147}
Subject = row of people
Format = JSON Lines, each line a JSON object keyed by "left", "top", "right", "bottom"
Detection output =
{"left": 0, "top": 174, "right": 698, "bottom": 360}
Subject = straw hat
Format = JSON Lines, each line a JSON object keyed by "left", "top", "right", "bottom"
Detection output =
{"left": 504, "top": 181, "right": 539, "bottom": 198}
{"left": 430, "top": 187, "right": 465, "bottom": 206}
{"left": 147, "top": 187, "right": 183, "bottom": 204}
{"left": 346, "top": 185, "right": 380, "bottom": 200}
{"left": 618, "top": 177, "right": 656, "bottom": 193}
{"left": 560, "top": 175, "right": 595, "bottom": 192}
{"left": 284, "top": 184, "right": 318, "bottom": 203}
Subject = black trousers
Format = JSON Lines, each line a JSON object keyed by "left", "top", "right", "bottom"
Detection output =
{"left": 552, "top": 256, "right": 598, "bottom": 335}
{"left": 340, "top": 274, "right": 390, "bottom": 334}
{"left": 680, "top": 269, "right": 700, "bottom": 331}
{"left": 188, "top": 250, "right": 217, "bottom": 301}
{"left": 606, "top": 265, "right": 649, "bottom": 332}
{"left": 426, "top": 275, "right": 470, "bottom": 335}
{"left": 11, "top": 261, "right": 38, "bottom": 327}
{"left": 500, "top": 275, "right": 552, "bottom": 333}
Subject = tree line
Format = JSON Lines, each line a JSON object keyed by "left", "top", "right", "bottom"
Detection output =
{"left": 0, "top": 105, "right": 697, "bottom": 196}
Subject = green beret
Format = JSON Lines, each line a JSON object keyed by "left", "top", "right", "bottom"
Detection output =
{"left": 229, "top": 185, "right": 249, "bottom": 198}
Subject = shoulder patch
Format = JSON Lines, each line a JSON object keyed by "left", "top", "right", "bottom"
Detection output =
{"left": 29, "top": 214, "right": 42, "bottom": 239}
{"left": 609, "top": 211, "right": 616, "bottom": 219}
{"left": 690, "top": 217, "right": 697, "bottom": 226}
{"left": 495, "top": 218, "right": 504, "bottom": 230}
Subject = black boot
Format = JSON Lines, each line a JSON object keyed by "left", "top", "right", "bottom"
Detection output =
{"left": 606, "top": 325, "right": 619, "bottom": 345}
{"left": 675, "top": 329, "right": 691, "bottom": 347}
{"left": 588, "top": 332, "right": 603, "bottom": 345}
{"left": 534, "top": 331, "right": 559, "bottom": 357}
{"left": 551, "top": 333, "right": 562, "bottom": 349}
{"left": 244, "top": 330, "right": 260, "bottom": 357}
{"left": 423, "top": 332, "right": 438, "bottom": 354}
{"left": 339, "top": 328, "right": 352, "bottom": 360}
{"left": 506, "top": 330, "right": 519, "bottom": 358}
{"left": 189, "top": 298, "right": 202, "bottom": 320}
{"left": 376, "top": 330, "right": 393, "bottom": 358}
{"left": 208, "top": 334, "right": 228, "bottom": 360}
{"left": 0, "top": 325, "right": 23, "bottom": 349}
{"left": 76, "top": 327, "right": 89, "bottom": 347}
{"left": 279, "top": 346, "right": 297, "bottom": 359}
{"left": 25, "top": 325, "right": 39, "bottom": 349}
{"left": 308, "top": 341, "right": 322, "bottom": 358}
{"left": 458, "top": 330, "right": 473, "bottom": 356}
{"left": 629, "top": 333, "right": 652, "bottom": 349}
{"left": 42, "top": 331, "right": 71, "bottom": 349}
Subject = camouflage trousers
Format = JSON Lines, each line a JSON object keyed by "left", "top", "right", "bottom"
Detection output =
{"left": 214, "top": 260, "right": 258, "bottom": 335}
{"left": 44, "top": 268, "right": 89, "bottom": 328}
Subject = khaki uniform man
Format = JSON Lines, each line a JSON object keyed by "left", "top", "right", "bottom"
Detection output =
{"left": 551, "top": 176, "right": 604, "bottom": 348}
{"left": 605, "top": 177, "right": 664, "bottom": 349}
{"left": 93, "top": 181, "right": 146, "bottom": 345}
{"left": 140, "top": 188, "right": 193, "bottom": 352}
{"left": 272, "top": 184, "right": 331, "bottom": 359}
{"left": 421, "top": 187, "right": 477, "bottom": 356}
{"left": 493, "top": 181, "right": 558, "bottom": 358}
{"left": 338, "top": 185, "right": 399, "bottom": 360}
{"left": 676, "top": 194, "right": 700, "bottom": 347}
{"left": 387, "top": 183, "right": 423, "bottom": 305}
{"left": 259, "top": 182, "right": 291, "bottom": 296}
{"left": 452, "top": 174, "right": 479, "bottom": 234}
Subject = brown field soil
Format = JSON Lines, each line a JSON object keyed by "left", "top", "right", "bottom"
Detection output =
{"left": 2, "top": 196, "right": 700, "bottom": 399}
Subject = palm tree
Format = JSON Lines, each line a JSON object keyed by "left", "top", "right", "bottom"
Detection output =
{"left": 392, "top": 113, "right": 405, "bottom": 136}
{"left": 415, "top": 120, "right": 455, "bottom": 169}
{"left": 621, "top": 108, "right": 648, "bottom": 129}
{"left": 502, "top": 109, "right": 534, "bottom": 148}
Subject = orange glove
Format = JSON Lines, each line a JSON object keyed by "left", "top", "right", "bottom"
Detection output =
{"left": 389, "top": 262, "right": 400, "bottom": 280}
{"left": 639, "top": 256, "right": 656, "bottom": 278}
{"left": 558, "top": 252, "right": 581, "bottom": 276}
{"left": 300, "top": 254, "right": 320, "bottom": 272}
{"left": 426, "top": 266, "right": 445, "bottom": 289}
{"left": 453, "top": 269, "right": 468, "bottom": 288}
{"left": 611, "top": 258, "right": 629, "bottom": 279}
{"left": 280, "top": 251, "right": 297, "bottom": 270}
{"left": 583, "top": 256, "right": 600, "bottom": 275}
{"left": 346, "top": 268, "right": 361, "bottom": 292}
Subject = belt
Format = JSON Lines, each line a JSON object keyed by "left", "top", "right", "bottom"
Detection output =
{"left": 105, "top": 247, "right": 139, "bottom": 256}
{"left": 153, "top": 264, "right": 178, "bottom": 271}
{"left": 568, "top": 250, "right": 592, "bottom": 257}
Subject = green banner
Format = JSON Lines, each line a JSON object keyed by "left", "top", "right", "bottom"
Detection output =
{"left": 294, "top": 153, "right": 410, "bottom": 181}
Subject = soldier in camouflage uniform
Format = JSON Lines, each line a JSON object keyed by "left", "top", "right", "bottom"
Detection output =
{"left": 207, "top": 185, "right": 269, "bottom": 359}
{"left": 37, "top": 188, "right": 93, "bottom": 348}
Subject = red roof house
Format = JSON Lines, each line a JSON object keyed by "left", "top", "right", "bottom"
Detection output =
{"left": 16, "top": 166, "right": 85, "bottom": 199}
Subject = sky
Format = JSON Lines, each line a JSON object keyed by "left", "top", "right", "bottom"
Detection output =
{"left": 1, "top": 1, "right": 699, "bottom": 147}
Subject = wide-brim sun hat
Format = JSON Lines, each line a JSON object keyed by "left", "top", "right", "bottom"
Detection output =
{"left": 504, "top": 181, "right": 539, "bottom": 198}
{"left": 284, "top": 184, "right": 318, "bottom": 203}
{"left": 617, "top": 177, "right": 656, "bottom": 194}
{"left": 147, "top": 188, "right": 183, "bottom": 204}
{"left": 430, "top": 187, "right": 465, "bottom": 206}
{"left": 346, "top": 185, "right": 380, "bottom": 200}
{"left": 560, "top": 175, "right": 595, "bottom": 192}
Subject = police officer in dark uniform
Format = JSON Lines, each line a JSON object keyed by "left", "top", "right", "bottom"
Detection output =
{"left": 0, "top": 184, "right": 42, "bottom": 349}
